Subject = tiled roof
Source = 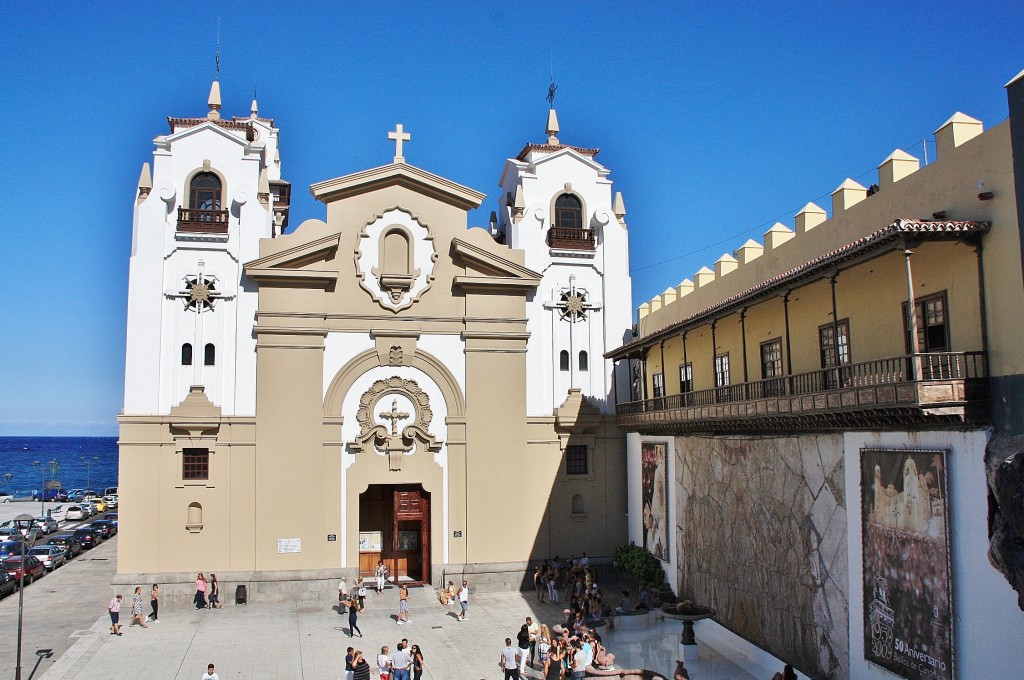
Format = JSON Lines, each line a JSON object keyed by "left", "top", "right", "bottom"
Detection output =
{"left": 515, "top": 143, "right": 600, "bottom": 161}
{"left": 607, "top": 218, "right": 990, "bottom": 359}
{"left": 167, "top": 117, "right": 252, "bottom": 133}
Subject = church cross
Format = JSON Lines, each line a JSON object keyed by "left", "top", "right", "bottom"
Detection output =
{"left": 388, "top": 124, "right": 411, "bottom": 164}
{"left": 378, "top": 399, "right": 410, "bottom": 436}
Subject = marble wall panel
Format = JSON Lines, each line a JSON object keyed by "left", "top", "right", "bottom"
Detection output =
{"left": 675, "top": 434, "right": 850, "bottom": 680}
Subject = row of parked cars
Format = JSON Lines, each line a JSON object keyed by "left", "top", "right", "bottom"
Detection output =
{"left": 0, "top": 510, "right": 118, "bottom": 597}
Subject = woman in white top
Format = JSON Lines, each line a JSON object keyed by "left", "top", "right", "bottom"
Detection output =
{"left": 376, "top": 645, "right": 392, "bottom": 680}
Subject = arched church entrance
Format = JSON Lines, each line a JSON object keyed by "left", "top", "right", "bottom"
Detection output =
{"left": 358, "top": 484, "right": 430, "bottom": 585}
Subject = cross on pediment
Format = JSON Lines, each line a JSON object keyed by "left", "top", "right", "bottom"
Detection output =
{"left": 388, "top": 124, "right": 411, "bottom": 164}
{"left": 378, "top": 398, "right": 410, "bottom": 435}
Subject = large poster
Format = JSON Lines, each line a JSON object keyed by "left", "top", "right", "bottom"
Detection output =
{"left": 641, "top": 441, "right": 668, "bottom": 561}
{"left": 861, "top": 448, "right": 954, "bottom": 680}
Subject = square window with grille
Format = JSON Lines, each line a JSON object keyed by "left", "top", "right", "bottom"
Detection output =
{"left": 182, "top": 448, "right": 209, "bottom": 480}
{"left": 566, "top": 445, "right": 588, "bottom": 475}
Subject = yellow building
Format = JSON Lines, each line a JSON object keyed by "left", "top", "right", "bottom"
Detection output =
{"left": 609, "top": 71, "right": 1024, "bottom": 680}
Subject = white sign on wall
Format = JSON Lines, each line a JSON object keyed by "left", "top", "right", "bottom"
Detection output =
{"left": 277, "top": 538, "right": 301, "bottom": 554}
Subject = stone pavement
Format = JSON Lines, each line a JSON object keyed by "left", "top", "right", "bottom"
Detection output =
{"left": 33, "top": 582, "right": 783, "bottom": 680}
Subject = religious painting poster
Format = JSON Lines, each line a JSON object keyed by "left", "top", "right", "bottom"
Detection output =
{"left": 860, "top": 448, "right": 954, "bottom": 680}
{"left": 640, "top": 441, "right": 668, "bottom": 561}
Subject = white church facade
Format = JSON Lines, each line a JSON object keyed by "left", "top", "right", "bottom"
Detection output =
{"left": 116, "top": 83, "right": 634, "bottom": 598}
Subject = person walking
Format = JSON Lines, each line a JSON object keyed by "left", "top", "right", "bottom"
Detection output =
{"left": 499, "top": 637, "right": 521, "bottom": 680}
{"left": 338, "top": 576, "right": 349, "bottom": 614}
{"left": 129, "top": 586, "right": 149, "bottom": 628}
{"left": 517, "top": 624, "right": 532, "bottom": 675}
{"left": 534, "top": 566, "right": 545, "bottom": 602}
{"left": 457, "top": 580, "right": 469, "bottom": 621}
{"left": 357, "top": 580, "right": 367, "bottom": 610}
{"left": 375, "top": 560, "right": 388, "bottom": 593}
{"left": 107, "top": 593, "right": 123, "bottom": 635}
{"left": 351, "top": 650, "right": 371, "bottom": 680}
{"left": 390, "top": 642, "right": 412, "bottom": 680}
{"left": 195, "top": 572, "right": 208, "bottom": 610}
{"left": 347, "top": 595, "right": 363, "bottom": 637}
{"left": 208, "top": 574, "right": 222, "bottom": 609}
{"left": 397, "top": 583, "right": 410, "bottom": 624}
{"left": 201, "top": 664, "right": 219, "bottom": 680}
{"left": 147, "top": 583, "right": 160, "bottom": 623}
{"left": 410, "top": 644, "right": 425, "bottom": 680}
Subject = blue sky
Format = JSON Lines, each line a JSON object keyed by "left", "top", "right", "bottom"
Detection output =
{"left": 2, "top": 1, "right": 1021, "bottom": 435}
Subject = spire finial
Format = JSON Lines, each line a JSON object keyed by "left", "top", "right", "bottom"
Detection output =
{"left": 207, "top": 18, "right": 222, "bottom": 120}
{"left": 251, "top": 73, "right": 259, "bottom": 118}
{"left": 545, "top": 56, "right": 559, "bottom": 144}
{"left": 215, "top": 17, "right": 221, "bottom": 80}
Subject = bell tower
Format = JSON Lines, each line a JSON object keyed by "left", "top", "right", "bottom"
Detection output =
{"left": 495, "top": 105, "right": 633, "bottom": 415}
{"left": 123, "top": 81, "right": 289, "bottom": 418}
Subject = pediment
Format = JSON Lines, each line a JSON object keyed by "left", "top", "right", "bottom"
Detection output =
{"left": 451, "top": 237, "right": 541, "bottom": 292}
{"left": 310, "top": 163, "right": 485, "bottom": 211}
{"left": 243, "top": 226, "right": 340, "bottom": 286}
{"left": 160, "top": 121, "right": 255, "bottom": 149}
{"left": 528, "top": 146, "right": 609, "bottom": 175}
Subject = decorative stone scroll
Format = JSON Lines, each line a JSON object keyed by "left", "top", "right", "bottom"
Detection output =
{"left": 349, "top": 377, "right": 441, "bottom": 471}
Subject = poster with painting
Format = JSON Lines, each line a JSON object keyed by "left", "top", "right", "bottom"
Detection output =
{"left": 861, "top": 448, "right": 954, "bottom": 680}
{"left": 641, "top": 441, "right": 668, "bottom": 561}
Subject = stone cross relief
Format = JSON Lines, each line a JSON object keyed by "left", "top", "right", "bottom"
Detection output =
{"left": 378, "top": 399, "right": 411, "bottom": 471}
{"left": 164, "top": 259, "right": 233, "bottom": 386}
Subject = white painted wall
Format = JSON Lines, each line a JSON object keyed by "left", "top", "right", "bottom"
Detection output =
{"left": 843, "top": 429, "right": 1024, "bottom": 680}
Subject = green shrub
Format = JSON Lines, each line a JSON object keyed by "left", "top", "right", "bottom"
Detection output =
{"left": 613, "top": 543, "right": 667, "bottom": 589}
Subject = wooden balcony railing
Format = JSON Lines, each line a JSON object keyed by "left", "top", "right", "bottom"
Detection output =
{"left": 177, "top": 207, "right": 229, "bottom": 233}
{"left": 617, "top": 352, "right": 988, "bottom": 430}
{"left": 548, "top": 227, "right": 596, "bottom": 250}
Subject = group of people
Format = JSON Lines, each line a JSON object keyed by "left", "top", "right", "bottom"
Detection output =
{"left": 343, "top": 639, "right": 426, "bottom": 680}
{"left": 194, "top": 572, "right": 223, "bottom": 609}
{"left": 106, "top": 583, "right": 160, "bottom": 635}
{"left": 500, "top": 613, "right": 617, "bottom": 680}
{"left": 532, "top": 554, "right": 614, "bottom": 625}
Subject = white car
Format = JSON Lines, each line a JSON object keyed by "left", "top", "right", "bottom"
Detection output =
{"left": 29, "top": 545, "right": 66, "bottom": 571}
{"left": 103, "top": 495, "right": 118, "bottom": 509}
{"left": 33, "top": 517, "right": 59, "bottom": 535}
{"left": 64, "top": 506, "right": 87, "bottom": 521}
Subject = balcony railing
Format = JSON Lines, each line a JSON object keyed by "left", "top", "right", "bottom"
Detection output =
{"left": 617, "top": 352, "right": 988, "bottom": 430}
{"left": 548, "top": 227, "right": 596, "bottom": 250}
{"left": 177, "top": 207, "right": 229, "bottom": 233}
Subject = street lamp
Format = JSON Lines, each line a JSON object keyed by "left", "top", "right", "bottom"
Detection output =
{"left": 13, "top": 513, "right": 35, "bottom": 680}
{"left": 3, "top": 473, "right": 11, "bottom": 489}
{"left": 81, "top": 456, "right": 99, "bottom": 492}
{"left": 32, "top": 461, "right": 44, "bottom": 515}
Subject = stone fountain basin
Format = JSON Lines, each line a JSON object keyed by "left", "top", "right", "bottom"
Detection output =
{"left": 660, "top": 605, "right": 716, "bottom": 622}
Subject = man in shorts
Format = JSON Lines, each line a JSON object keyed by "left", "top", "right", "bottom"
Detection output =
{"left": 397, "top": 583, "right": 410, "bottom": 624}
{"left": 108, "top": 594, "right": 123, "bottom": 636}
{"left": 338, "top": 576, "right": 349, "bottom": 614}
{"left": 457, "top": 580, "right": 469, "bottom": 621}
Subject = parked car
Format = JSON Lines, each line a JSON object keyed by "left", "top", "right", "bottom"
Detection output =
{"left": 83, "top": 496, "right": 107, "bottom": 513}
{"left": 102, "top": 512, "right": 118, "bottom": 525}
{"left": 0, "top": 528, "right": 21, "bottom": 542}
{"left": 64, "top": 505, "right": 87, "bottom": 521}
{"left": 32, "top": 488, "right": 62, "bottom": 502}
{"left": 104, "top": 486, "right": 118, "bottom": 497}
{"left": 29, "top": 545, "right": 66, "bottom": 571}
{"left": 80, "top": 501, "right": 98, "bottom": 516}
{"left": 88, "top": 521, "right": 113, "bottom": 540}
{"left": 33, "top": 516, "right": 58, "bottom": 535}
{"left": 67, "top": 489, "right": 84, "bottom": 501}
{"left": 0, "top": 541, "right": 26, "bottom": 558}
{"left": 2, "top": 555, "right": 46, "bottom": 584}
{"left": 73, "top": 528, "right": 98, "bottom": 550}
{"left": 91, "top": 519, "right": 117, "bottom": 537}
{"left": 103, "top": 495, "right": 118, "bottom": 509}
{"left": 0, "top": 492, "right": 12, "bottom": 503}
{"left": 0, "top": 571, "right": 17, "bottom": 598}
{"left": 47, "top": 534, "right": 83, "bottom": 559}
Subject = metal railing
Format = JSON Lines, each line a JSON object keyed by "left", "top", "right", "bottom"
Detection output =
{"left": 547, "top": 227, "right": 596, "bottom": 250}
{"left": 616, "top": 351, "right": 986, "bottom": 415}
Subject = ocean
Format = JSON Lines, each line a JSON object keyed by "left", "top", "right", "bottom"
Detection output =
{"left": 0, "top": 437, "right": 118, "bottom": 497}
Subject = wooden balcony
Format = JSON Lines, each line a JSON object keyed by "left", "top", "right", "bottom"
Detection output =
{"left": 616, "top": 352, "right": 989, "bottom": 433}
{"left": 548, "top": 227, "right": 596, "bottom": 250}
{"left": 177, "top": 207, "right": 229, "bottom": 233}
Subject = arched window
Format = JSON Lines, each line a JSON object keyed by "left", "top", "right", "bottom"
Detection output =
{"left": 579, "top": 351, "right": 589, "bottom": 371}
{"left": 571, "top": 494, "right": 585, "bottom": 514}
{"left": 189, "top": 172, "right": 222, "bottom": 211}
{"left": 204, "top": 343, "right": 216, "bottom": 366}
{"left": 559, "top": 350, "right": 570, "bottom": 371}
{"left": 181, "top": 343, "right": 193, "bottom": 366}
{"left": 554, "top": 194, "right": 583, "bottom": 229}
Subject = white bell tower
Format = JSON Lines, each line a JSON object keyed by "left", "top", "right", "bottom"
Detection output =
{"left": 495, "top": 105, "right": 633, "bottom": 415}
{"left": 123, "top": 81, "right": 290, "bottom": 418}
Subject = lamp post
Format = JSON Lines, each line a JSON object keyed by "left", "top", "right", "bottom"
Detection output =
{"left": 32, "top": 461, "right": 44, "bottom": 515}
{"left": 81, "top": 456, "right": 99, "bottom": 492}
{"left": 3, "top": 472, "right": 11, "bottom": 490}
{"left": 12, "top": 514, "right": 34, "bottom": 680}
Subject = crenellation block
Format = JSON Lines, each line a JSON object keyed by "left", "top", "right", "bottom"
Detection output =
{"left": 764, "top": 223, "right": 794, "bottom": 250}
{"left": 638, "top": 302, "right": 650, "bottom": 319}
{"left": 831, "top": 179, "right": 867, "bottom": 213}
{"left": 736, "top": 239, "right": 763, "bottom": 264}
{"left": 794, "top": 202, "right": 827, "bottom": 234}
{"left": 661, "top": 287, "right": 677, "bottom": 307}
{"left": 693, "top": 266, "right": 715, "bottom": 288}
{"left": 715, "top": 253, "right": 738, "bottom": 278}
{"left": 649, "top": 296, "right": 663, "bottom": 312}
{"left": 934, "top": 112, "right": 983, "bottom": 160}
{"left": 878, "top": 149, "right": 919, "bottom": 188}
{"left": 676, "top": 279, "right": 694, "bottom": 298}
